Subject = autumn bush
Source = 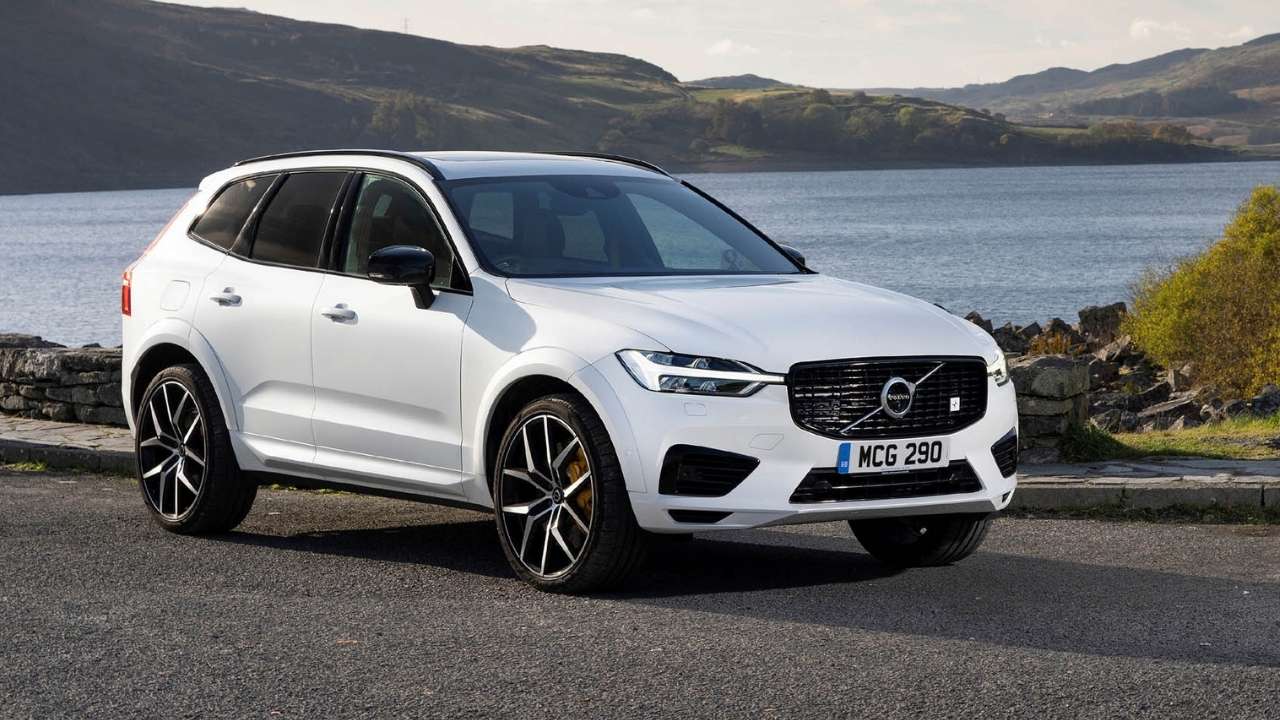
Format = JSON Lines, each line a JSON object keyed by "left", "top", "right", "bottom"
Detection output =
{"left": 1124, "top": 185, "right": 1280, "bottom": 397}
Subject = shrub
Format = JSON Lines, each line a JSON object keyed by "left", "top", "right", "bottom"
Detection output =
{"left": 1027, "top": 331, "right": 1079, "bottom": 356}
{"left": 1124, "top": 185, "right": 1280, "bottom": 397}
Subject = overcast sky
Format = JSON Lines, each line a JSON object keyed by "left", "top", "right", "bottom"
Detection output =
{"left": 175, "top": 0, "right": 1276, "bottom": 88}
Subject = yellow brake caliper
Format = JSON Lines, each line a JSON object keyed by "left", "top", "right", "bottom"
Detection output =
{"left": 566, "top": 447, "right": 592, "bottom": 521}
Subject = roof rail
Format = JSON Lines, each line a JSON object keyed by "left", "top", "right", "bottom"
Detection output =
{"left": 232, "top": 149, "right": 444, "bottom": 180}
{"left": 538, "top": 151, "right": 671, "bottom": 177}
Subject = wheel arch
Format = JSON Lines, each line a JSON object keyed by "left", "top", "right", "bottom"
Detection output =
{"left": 471, "top": 350, "right": 647, "bottom": 506}
{"left": 126, "top": 321, "right": 238, "bottom": 433}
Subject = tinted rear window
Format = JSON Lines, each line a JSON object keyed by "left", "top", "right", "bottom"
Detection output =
{"left": 190, "top": 174, "right": 276, "bottom": 250}
{"left": 250, "top": 172, "right": 348, "bottom": 268}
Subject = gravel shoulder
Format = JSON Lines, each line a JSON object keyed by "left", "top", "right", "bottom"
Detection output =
{"left": 2, "top": 467, "right": 1279, "bottom": 719}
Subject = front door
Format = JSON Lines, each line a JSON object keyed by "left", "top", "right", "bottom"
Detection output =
{"left": 310, "top": 173, "right": 473, "bottom": 495}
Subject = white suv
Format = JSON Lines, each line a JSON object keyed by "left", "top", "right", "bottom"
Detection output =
{"left": 122, "top": 150, "right": 1018, "bottom": 592}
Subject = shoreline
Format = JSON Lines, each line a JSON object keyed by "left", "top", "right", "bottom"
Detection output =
{"left": 5, "top": 154, "right": 1279, "bottom": 198}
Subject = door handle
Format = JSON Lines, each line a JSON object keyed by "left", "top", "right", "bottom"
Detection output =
{"left": 320, "top": 304, "right": 357, "bottom": 323}
{"left": 209, "top": 288, "right": 241, "bottom": 306}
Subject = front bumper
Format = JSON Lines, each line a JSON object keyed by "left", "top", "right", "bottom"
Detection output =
{"left": 589, "top": 356, "right": 1018, "bottom": 533}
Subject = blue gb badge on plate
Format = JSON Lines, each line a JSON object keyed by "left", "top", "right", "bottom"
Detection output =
{"left": 837, "top": 443, "right": 852, "bottom": 474}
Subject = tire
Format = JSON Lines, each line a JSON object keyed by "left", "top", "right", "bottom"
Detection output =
{"left": 134, "top": 363, "right": 257, "bottom": 534}
{"left": 492, "top": 394, "right": 645, "bottom": 592}
{"left": 849, "top": 513, "right": 992, "bottom": 567}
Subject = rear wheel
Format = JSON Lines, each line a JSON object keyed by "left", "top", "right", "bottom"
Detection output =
{"left": 134, "top": 364, "right": 256, "bottom": 534}
{"left": 492, "top": 394, "right": 645, "bottom": 592}
{"left": 849, "top": 513, "right": 991, "bottom": 567}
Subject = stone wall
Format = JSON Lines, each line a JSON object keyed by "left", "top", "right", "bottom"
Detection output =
{"left": 1008, "top": 355, "right": 1091, "bottom": 463}
{"left": 0, "top": 334, "right": 126, "bottom": 426}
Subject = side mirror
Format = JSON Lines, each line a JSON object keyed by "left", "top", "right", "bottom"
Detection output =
{"left": 368, "top": 245, "right": 435, "bottom": 308}
{"left": 780, "top": 244, "right": 807, "bottom": 268}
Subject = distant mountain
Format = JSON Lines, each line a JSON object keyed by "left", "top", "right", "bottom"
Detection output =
{"left": 0, "top": 0, "right": 1242, "bottom": 194}
{"left": 685, "top": 74, "right": 792, "bottom": 90}
{"left": 862, "top": 33, "right": 1280, "bottom": 142}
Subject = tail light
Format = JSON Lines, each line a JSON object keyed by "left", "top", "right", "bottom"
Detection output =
{"left": 123, "top": 198, "right": 192, "bottom": 317}
{"left": 121, "top": 269, "right": 133, "bottom": 316}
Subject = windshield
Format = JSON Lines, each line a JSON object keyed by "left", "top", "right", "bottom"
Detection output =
{"left": 440, "top": 175, "right": 800, "bottom": 277}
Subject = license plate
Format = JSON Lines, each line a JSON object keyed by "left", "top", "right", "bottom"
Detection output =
{"left": 836, "top": 438, "right": 949, "bottom": 474}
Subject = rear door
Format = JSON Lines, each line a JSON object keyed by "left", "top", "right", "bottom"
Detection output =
{"left": 310, "top": 172, "right": 473, "bottom": 495}
{"left": 194, "top": 170, "right": 350, "bottom": 465}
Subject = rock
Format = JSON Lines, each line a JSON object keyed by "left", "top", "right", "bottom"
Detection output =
{"left": 0, "top": 334, "right": 65, "bottom": 349}
{"left": 1020, "top": 413, "right": 1071, "bottom": 437}
{"left": 1166, "top": 363, "right": 1195, "bottom": 392}
{"left": 81, "top": 342, "right": 102, "bottom": 348}
{"left": 1136, "top": 397, "right": 1201, "bottom": 429}
{"left": 17, "top": 385, "right": 47, "bottom": 400}
{"left": 1130, "top": 381, "right": 1172, "bottom": 410}
{"left": 1088, "top": 358, "right": 1120, "bottom": 389}
{"left": 1223, "top": 399, "right": 1249, "bottom": 417}
{"left": 1009, "top": 355, "right": 1090, "bottom": 400}
{"left": 39, "top": 402, "right": 77, "bottom": 422}
{"left": 1017, "top": 322, "right": 1043, "bottom": 341}
{"left": 74, "top": 404, "right": 127, "bottom": 426}
{"left": 1247, "top": 384, "right": 1280, "bottom": 416}
{"left": 96, "top": 383, "right": 123, "bottom": 407}
{"left": 1167, "top": 416, "right": 1201, "bottom": 431}
{"left": 963, "top": 311, "right": 993, "bottom": 334}
{"left": 992, "top": 323, "right": 1028, "bottom": 355}
{"left": 1096, "top": 335, "right": 1137, "bottom": 365}
{"left": 1077, "top": 302, "right": 1127, "bottom": 346}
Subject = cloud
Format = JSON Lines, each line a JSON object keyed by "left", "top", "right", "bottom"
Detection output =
{"left": 1129, "top": 18, "right": 1192, "bottom": 41}
{"left": 629, "top": 7, "right": 656, "bottom": 21}
{"left": 1224, "top": 25, "right": 1256, "bottom": 40}
{"left": 705, "top": 38, "right": 760, "bottom": 57}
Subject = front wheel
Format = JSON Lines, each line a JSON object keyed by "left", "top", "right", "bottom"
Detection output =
{"left": 492, "top": 394, "right": 645, "bottom": 592}
{"left": 849, "top": 513, "right": 992, "bottom": 567}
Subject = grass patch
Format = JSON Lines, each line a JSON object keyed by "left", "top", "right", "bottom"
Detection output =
{"left": 3, "top": 461, "right": 49, "bottom": 472}
{"left": 1061, "top": 413, "right": 1280, "bottom": 462}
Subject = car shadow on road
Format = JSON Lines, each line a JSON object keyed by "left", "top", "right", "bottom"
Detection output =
{"left": 217, "top": 517, "right": 1279, "bottom": 667}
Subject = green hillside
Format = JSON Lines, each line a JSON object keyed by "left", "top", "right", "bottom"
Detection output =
{"left": 0, "top": 0, "right": 1240, "bottom": 194}
{"left": 865, "top": 33, "right": 1280, "bottom": 146}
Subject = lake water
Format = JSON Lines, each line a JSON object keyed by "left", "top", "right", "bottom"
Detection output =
{"left": 2, "top": 161, "right": 1279, "bottom": 346}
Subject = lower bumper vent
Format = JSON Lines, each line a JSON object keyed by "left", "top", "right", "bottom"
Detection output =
{"left": 790, "top": 461, "right": 983, "bottom": 504}
{"left": 668, "top": 510, "right": 732, "bottom": 524}
{"left": 991, "top": 429, "right": 1019, "bottom": 478}
{"left": 659, "top": 445, "right": 759, "bottom": 497}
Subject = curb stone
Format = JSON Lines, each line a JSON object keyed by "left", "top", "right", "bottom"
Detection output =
{"left": 0, "top": 437, "right": 134, "bottom": 475}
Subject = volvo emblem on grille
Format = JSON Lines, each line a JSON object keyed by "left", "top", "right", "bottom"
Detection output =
{"left": 880, "top": 377, "right": 915, "bottom": 418}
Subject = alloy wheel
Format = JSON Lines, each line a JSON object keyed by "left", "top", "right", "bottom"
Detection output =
{"left": 497, "top": 414, "right": 595, "bottom": 579}
{"left": 137, "top": 380, "right": 207, "bottom": 521}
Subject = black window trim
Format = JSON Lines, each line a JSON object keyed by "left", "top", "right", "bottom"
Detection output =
{"left": 327, "top": 169, "right": 473, "bottom": 294}
{"left": 186, "top": 170, "right": 281, "bottom": 253}
{"left": 184, "top": 166, "right": 474, "bottom": 295}
{"left": 435, "top": 173, "right": 810, "bottom": 279}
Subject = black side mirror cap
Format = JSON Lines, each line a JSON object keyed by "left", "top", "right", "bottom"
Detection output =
{"left": 780, "top": 244, "right": 807, "bottom": 268}
{"left": 368, "top": 245, "right": 435, "bottom": 308}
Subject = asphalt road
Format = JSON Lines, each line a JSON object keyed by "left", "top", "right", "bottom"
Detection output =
{"left": 2, "top": 467, "right": 1278, "bottom": 719}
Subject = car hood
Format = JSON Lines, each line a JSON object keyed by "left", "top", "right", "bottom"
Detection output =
{"left": 505, "top": 274, "right": 998, "bottom": 372}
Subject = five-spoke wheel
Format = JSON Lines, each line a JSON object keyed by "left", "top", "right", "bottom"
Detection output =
{"left": 493, "top": 394, "right": 645, "bottom": 592}
{"left": 134, "top": 364, "right": 257, "bottom": 534}
{"left": 137, "top": 380, "right": 207, "bottom": 521}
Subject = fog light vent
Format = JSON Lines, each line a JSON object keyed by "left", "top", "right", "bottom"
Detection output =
{"left": 659, "top": 445, "right": 759, "bottom": 497}
{"left": 991, "top": 429, "right": 1019, "bottom": 478}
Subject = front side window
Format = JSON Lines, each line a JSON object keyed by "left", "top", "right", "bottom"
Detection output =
{"left": 190, "top": 174, "right": 276, "bottom": 250}
{"left": 442, "top": 175, "right": 799, "bottom": 277}
{"left": 249, "top": 171, "right": 348, "bottom": 268}
{"left": 339, "top": 174, "right": 456, "bottom": 288}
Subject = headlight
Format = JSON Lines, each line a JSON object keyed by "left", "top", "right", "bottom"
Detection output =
{"left": 616, "top": 350, "right": 785, "bottom": 397}
{"left": 987, "top": 352, "right": 1011, "bottom": 386}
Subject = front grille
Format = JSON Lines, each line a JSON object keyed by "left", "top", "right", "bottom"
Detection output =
{"left": 991, "top": 429, "right": 1019, "bottom": 477}
{"left": 659, "top": 445, "right": 759, "bottom": 497}
{"left": 788, "top": 356, "right": 988, "bottom": 439}
{"left": 790, "top": 461, "right": 983, "bottom": 504}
